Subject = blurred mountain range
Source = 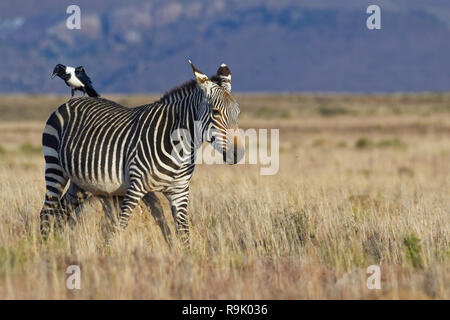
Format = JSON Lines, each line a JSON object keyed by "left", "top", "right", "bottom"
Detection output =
{"left": 0, "top": 0, "right": 449, "bottom": 93}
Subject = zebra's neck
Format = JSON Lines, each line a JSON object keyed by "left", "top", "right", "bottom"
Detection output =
{"left": 156, "top": 80, "right": 211, "bottom": 151}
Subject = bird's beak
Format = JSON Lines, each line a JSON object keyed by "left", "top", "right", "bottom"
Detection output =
{"left": 51, "top": 72, "right": 57, "bottom": 79}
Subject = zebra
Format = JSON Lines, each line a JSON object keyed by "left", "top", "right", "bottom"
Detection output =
{"left": 39, "top": 61, "right": 245, "bottom": 245}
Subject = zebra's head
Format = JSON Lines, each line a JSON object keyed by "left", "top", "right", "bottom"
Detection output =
{"left": 189, "top": 60, "right": 245, "bottom": 165}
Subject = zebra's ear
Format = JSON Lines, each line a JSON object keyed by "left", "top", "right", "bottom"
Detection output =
{"left": 216, "top": 63, "right": 231, "bottom": 92}
{"left": 189, "top": 60, "right": 210, "bottom": 85}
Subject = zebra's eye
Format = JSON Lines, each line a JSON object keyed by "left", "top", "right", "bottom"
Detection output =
{"left": 212, "top": 108, "right": 221, "bottom": 116}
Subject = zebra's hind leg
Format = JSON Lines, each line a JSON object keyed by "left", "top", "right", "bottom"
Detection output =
{"left": 164, "top": 188, "right": 190, "bottom": 246}
{"left": 39, "top": 174, "right": 69, "bottom": 240}
{"left": 60, "top": 182, "right": 91, "bottom": 228}
{"left": 99, "top": 196, "right": 123, "bottom": 245}
{"left": 142, "top": 192, "right": 173, "bottom": 246}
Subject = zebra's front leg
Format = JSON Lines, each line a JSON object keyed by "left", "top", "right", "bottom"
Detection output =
{"left": 118, "top": 182, "right": 146, "bottom": 230}
{"left": 142, "top": 192, "right": 173, "bottom": 246}
{"left": 164, "top": 187, "right": 190, "bottom": 246}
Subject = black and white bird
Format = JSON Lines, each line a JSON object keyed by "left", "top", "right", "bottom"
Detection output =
{"left": 51, "top": 64, "right": 100, "bottom": 97}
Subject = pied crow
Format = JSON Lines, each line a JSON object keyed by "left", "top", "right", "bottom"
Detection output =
{"left": 51, "top": 64, "right": 100, "bottom": 97}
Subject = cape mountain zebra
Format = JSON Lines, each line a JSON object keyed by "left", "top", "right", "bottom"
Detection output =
{"left": 39, "top": 61, "right": 245, "bottom": 245}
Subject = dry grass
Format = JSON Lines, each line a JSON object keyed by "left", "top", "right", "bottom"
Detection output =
{"left": 0, "top": 94, "right": 449, "bottom": 299}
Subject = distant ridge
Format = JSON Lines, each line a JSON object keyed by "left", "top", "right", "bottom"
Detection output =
{"left": 0, "top": 0, "right": 449, "bottom": 93}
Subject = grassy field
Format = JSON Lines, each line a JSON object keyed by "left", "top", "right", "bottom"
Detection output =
{"left": 0, "top": 93, "right": 449, "bottom": 299}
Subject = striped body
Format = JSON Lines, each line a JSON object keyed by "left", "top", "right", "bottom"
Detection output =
{"left": 45, "top": 97, "right": 196, "bottom": 196}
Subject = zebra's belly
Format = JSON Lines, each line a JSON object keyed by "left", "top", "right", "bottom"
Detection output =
{"left": 70, "top": 176, "right": 129, "bottom": 196}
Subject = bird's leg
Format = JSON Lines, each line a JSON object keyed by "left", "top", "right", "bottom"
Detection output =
{"left": 71, "top": 89, "right": 74, "bottom": 97}
{"left": 82, "top": 88, "right": 86, "bottom": 97}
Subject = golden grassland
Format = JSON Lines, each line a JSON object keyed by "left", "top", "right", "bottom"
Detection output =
{"left": 0, "top": 93, "right": 449, "bottom": 299}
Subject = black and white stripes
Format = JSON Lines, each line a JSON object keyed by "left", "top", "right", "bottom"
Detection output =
{"left": 39, "top": 61, "right": 244, "bottom": 245}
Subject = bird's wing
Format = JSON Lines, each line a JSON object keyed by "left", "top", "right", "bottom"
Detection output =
{"left": 85, "top": 85, "right": 100, "bottom": 98}
{"left": 75, "top": 66, "right": 93, "bottom": 85}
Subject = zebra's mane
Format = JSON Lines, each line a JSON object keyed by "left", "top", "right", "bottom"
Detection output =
{"left": 159, "top": 79, "right": 198, "bottom": 103}
{"left": 158, "top": 75, "right": 223, "bottom": 103}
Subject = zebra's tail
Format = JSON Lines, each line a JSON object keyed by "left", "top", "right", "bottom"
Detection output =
{"left": 39, "top": 109, "right": 69, "bottom": 239}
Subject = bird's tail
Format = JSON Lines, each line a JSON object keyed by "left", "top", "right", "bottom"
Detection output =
{"left": 85, "top": 85, "right": 100, "bottom": 97}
